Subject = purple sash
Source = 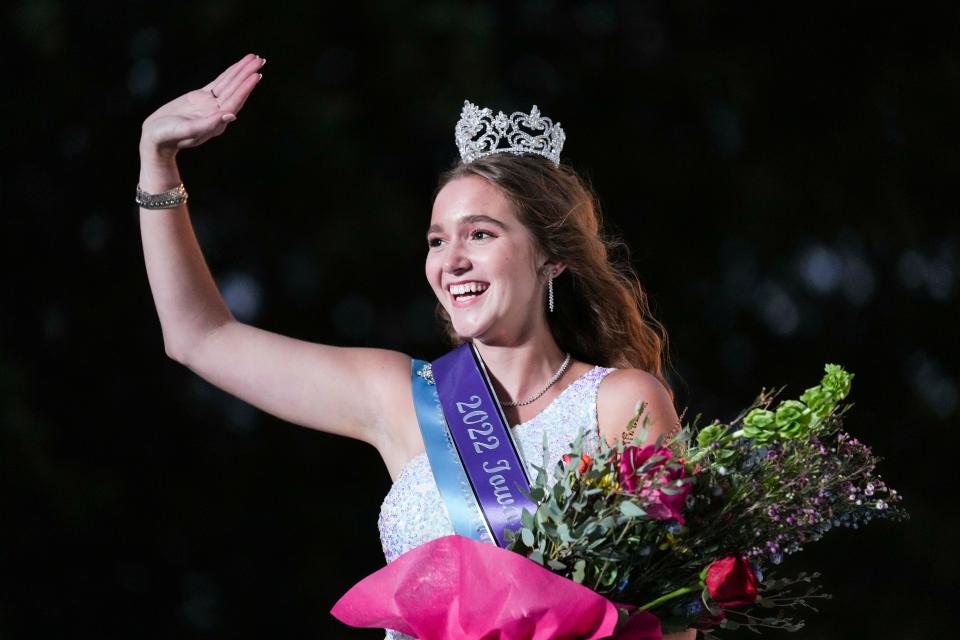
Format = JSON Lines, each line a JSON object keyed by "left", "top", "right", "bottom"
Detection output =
{"left": 432, "top": 343, "right": 537, "bottom": 547}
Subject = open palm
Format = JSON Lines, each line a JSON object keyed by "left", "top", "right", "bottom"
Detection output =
{"left": 141, "top": 53, "right": 265, "bottom": 154}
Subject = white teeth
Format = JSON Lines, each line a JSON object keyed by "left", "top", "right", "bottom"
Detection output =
{"left": 450, "top": 282, "right": 488, "bottom": 296}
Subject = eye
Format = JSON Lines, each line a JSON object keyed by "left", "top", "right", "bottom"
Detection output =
{"left": 427, "top": 237, "right": 443, "bottom": 248}
{"left": 471, "top": 229, "right": 494, "bottom": 240}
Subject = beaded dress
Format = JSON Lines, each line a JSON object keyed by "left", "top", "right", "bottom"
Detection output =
{"left": 377, "top": 365, "right": 616, "bottom": 640}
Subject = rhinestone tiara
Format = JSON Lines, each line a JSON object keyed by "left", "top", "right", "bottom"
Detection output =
{"left": 455, "top": 100, "right": 566, "bottom": 167}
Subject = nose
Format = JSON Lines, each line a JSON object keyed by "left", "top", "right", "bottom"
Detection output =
{"left": 443, "top": 241, "right": 471, "bottom": 275}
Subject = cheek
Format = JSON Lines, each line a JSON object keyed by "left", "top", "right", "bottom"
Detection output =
{"left": 498, "top": 244, "right": 535, "bottom": 282}
{"left": 424, "top": 254, "right": 443, "bottom": 290}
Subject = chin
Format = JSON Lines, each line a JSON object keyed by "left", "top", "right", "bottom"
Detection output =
{"left": 447, "top": 313, "right": 494, "bottom": 342}
{"left": 450, "top": 321, "right": 485, "bottom": 342}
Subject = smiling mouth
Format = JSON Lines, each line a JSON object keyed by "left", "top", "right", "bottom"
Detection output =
{"left": 449, "top": 282, "right": 489, "bottom": 304}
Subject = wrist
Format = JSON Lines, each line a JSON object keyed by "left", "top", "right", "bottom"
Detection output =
{"left": 139, "top": 143, "right": 182, "bottom": 194}
{"left": 139, "top": 138, "right": 178, "bottom": 165}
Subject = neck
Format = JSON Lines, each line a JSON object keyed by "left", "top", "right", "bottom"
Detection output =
{"left": 472, "top": 331, "right": 567, "bottom": 403}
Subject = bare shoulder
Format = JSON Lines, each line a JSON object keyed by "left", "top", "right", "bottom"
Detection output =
{"left": 596, "top": 368, "right": 679, "bottom": 446}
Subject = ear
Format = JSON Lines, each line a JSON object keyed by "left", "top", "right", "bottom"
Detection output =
{"left": 540, "top": 259, "right": 566, "bottom": 279}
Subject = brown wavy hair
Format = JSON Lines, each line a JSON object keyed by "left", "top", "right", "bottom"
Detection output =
{"left": 433, "top": 154, "right": 676, "bottom": 401}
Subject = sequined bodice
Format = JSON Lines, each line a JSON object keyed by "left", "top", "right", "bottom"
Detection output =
{"left": 378, "top": 365, "right": 615, "bottom": 564}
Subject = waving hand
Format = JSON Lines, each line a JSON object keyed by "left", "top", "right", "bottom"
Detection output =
{"left": 140, "top": 53, "right": 265, "bottom": 156}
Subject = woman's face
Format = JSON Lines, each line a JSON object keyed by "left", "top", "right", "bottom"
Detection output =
{"left": 426, "top": 175, "right": 549, "bottom": 345}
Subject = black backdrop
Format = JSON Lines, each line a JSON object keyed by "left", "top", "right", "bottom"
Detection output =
{"left": 2, "top": 1, "right": 956, "bottom": 638}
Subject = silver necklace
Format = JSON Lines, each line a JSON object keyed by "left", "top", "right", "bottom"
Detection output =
{"left": 501, "top": 353, "right": 572, "bottom": 407}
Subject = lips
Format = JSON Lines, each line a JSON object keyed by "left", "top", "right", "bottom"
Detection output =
{"left": 448, "top": 281, "right": 489, "bottom": 307}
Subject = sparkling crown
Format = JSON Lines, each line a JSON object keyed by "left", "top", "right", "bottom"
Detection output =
{"left": 455, "top": 100, "right": 566, "bottom": 167}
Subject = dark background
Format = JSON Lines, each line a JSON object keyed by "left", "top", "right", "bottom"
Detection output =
{"left": 2, "top": 1, "right": 957, "bottom": 638}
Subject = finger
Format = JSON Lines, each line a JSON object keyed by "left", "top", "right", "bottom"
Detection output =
{"left": 188, "top": 123, "right": 229, "bottom": 148}
{"left": 175, "top": 111, "right": 237, "bottom": 142}
{"left": 201, "top": 53, "right": 256, "bottom": 91}
{"left": 218, "top": 56, "right": 265, "bottom": 101}
{"left": 213, "top": 55, "right": 262, "bottom": 98}
{"left": 202, "top": 52, "right": 257, "bottom": 91}
{"left": 178, "top": 120, "right": 230, "bottom": 149}
{"left": 203, "top": 52, "right": 258, "bottom": 93}
{"left": 219, "top": 72, "right": 262, "bottom": 114}
{"left": 180, "top": 108, "right": 238, "bottom": 149}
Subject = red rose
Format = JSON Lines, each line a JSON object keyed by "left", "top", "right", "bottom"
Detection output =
{"left": 562, "top": 453, "right": 594, "bottom": 474}
{"left": 705, "top": 556, "right": 759, "bottom": 608}
{"left": 617, "top": 445, "right": 691, "bottom": 523}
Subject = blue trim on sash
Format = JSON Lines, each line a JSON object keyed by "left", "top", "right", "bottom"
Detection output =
{"left": 431, "top": 344, "right": 539, "bottom": 547}
{"left": 410, "top": 358, "right": 493, "bottom": 543}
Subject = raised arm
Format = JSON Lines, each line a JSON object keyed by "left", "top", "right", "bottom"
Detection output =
{"left": 137, "top": 54, "right": 412, "bottom": 448}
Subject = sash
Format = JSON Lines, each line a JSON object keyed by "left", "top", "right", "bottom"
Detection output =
{"left": 411, "top": 343, "right": 537, "bottom": 547}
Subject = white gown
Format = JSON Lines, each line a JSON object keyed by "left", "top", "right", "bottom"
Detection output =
{"left": 376, "top": 366, "right": 616, "bottom": 639}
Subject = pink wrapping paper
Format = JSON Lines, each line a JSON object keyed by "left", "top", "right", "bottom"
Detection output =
{"left": 331, "top": 534, "right": 661, "bottom": 640}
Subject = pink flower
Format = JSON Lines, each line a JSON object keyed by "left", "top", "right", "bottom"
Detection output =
{"left": 617, "top": 445, "right": 691, "bottom": 524}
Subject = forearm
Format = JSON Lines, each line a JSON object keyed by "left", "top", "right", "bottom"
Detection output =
{"left": 138, "top": 144, "right": 234, "bottom": 361}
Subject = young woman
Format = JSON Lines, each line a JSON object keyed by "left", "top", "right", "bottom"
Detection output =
{"left": 138, "top": 53, "right": 695, "bottom": 640}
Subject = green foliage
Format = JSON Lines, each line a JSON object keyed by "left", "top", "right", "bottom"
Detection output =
{"left": 504, "top": 362, "right": 906, "bottom": 636}
{"left": 734, "top": 363, "right": 855, "bottom": 445}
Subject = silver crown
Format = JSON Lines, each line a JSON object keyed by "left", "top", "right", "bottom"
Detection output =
{"left": 455, "top": 100, "right": 566, "bottom": 167}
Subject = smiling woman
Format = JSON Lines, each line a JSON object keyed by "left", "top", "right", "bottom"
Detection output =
{"left": 429, "top": 154, "right": 674, "bottom": 402}
{"left": 137, "top": 65, "right": 688, "bottom": 637}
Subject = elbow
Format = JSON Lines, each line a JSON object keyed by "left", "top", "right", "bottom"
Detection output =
{"left": 164, "top": 341, "right": 186, "bottom": 364}
{"left": 162, "top": 320, "right": 234, "bottom": 366}
{"left": 162, "top": 331, "right": 195, "bottom": 364}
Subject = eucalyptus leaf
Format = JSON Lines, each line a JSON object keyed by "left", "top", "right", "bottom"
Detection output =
{"left": 521, "top": 508, "right": 535, "bottom": 530}
{"left": 521, "top": 527, "right": 534, "bottom": 547}
{"left": 620, "top": 501, "right": 646, "bottom": 518}
{"left": 572, "top": 559, "right": 586, "bottom": 584}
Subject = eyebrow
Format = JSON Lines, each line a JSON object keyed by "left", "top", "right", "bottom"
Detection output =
{"left": 426, "top": 214, "right": 508, "bottom": 236}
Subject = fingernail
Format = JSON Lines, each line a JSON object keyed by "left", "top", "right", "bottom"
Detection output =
{"left": 256, "top": 73, "right": 263, "bottom": 81}
{"left": 222, "top": 113, "right": 237, "bottom": 122}
{"left": 259, "top": 57, "right": 267, "bottom": 67}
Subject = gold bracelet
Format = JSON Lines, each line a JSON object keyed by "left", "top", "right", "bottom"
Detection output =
{"left": 135, "top": 183, "right": 188, "bottom": 209}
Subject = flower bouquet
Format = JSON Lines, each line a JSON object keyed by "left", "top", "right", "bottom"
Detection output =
{"left": 333, "top": 364, "right": 907, "bottom": 638}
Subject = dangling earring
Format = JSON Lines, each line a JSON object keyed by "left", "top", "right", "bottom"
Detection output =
{"left": 548, "top": 270, "right": 556, "bottom": 313}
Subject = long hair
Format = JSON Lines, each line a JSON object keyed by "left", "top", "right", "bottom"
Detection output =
{"left": 433, "top": 154, "right": 677, "bottom": 401}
